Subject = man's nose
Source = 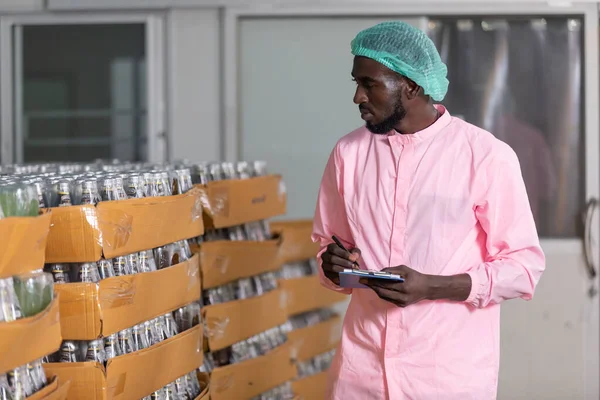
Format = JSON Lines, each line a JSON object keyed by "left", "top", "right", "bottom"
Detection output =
{"left": 353, "top": 86, "right": 367, "bottom": 105}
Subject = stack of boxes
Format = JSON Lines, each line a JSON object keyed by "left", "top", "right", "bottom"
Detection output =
{"left": 0, "top": 210, "right": 69, "bottom": 399}
{"left": 41, "top": 187, "right": 206, "bottom": 399}
{"left": 273, "top": 220, "right": 347, "bottom": 399}
{"left": 1, "top": 164, "right": 347, "bottom": 399}
{"left": 196, "top": 174, "right": 297, "bottom": 400}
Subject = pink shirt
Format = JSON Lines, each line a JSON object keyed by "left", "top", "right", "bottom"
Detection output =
{"left": 312, "top": 105, "right": 545, "bottom": 400}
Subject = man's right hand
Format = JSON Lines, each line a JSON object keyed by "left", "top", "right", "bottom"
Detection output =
{"left": 321, "top": 243, "right": 361, "bottom": 285}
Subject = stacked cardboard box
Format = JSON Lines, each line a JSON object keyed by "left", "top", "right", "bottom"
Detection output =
{"left": 196, "top": 175, "right": 297, "bottom": 400}
{"left": 0, "top": 211, "right": 70, "bottom": 399}
{"left": 272, "top": 220, "right": 347, "bottom": 400}
{"left": 3, "top": 169, "right": 344, "bottom": 399}
{"left": 41, "top": 189, "right": 206, "bottom": 399}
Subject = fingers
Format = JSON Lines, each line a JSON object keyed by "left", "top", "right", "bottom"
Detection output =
{"left": 323, "top": 244, "right": 358, "bottom": 270}
{"left": 326, "top": 243, "right": 354, "bottom": 259}
{"left": 367, "top": 285, "right": 407, "bottom": 307}
{"left": 322, "top": 254, "right": 356, "bottom": 270}
{"left": 321, "top": 241, "right": 363, "bottom": 287}
{"left": 322, "top": 262, "right": 344, "bottom": 274}
{"left": 359, "top": 278, "right": 405, "bottom": 292}
{"left": 324, "top": 271, "right": 340, "bottom": 285}
{"left": 381, "top": 265, "right": 408, "bottom": 275}
{"left": 349, "top": 248, "right": 361, "bottom": 262}
{"left": 364, "top": 280, "right": 405, "bottom": 292}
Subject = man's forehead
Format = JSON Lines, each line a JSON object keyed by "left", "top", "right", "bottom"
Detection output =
{"left": 352, "top": 56, "right": 398, "bottom": 79}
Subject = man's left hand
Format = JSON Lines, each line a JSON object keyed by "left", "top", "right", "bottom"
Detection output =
{"left": 359, "top": 265, "right": 432, "bottom": 307}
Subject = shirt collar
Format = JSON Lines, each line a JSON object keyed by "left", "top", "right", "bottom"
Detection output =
{"left": 387, "top": 104, "right": 451, "bottom": 144}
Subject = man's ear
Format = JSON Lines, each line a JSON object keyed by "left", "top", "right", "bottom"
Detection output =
{"left": 404, "top": 78, "right": 421, "bottom": 100}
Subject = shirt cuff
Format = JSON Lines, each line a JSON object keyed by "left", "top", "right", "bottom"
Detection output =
{"left": 465, "top": 268, "right": 485, "bottom": 308}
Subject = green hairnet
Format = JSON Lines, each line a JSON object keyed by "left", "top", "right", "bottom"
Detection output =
{"left": 351, "top": 21, "right": 449, "bottom": 101}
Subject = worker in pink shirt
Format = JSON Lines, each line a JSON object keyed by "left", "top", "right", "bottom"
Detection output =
{"left": 312, "top": 21, "right": 545, "bottom": 400}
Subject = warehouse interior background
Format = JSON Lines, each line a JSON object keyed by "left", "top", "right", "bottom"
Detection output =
{"left": 0, "top": 0, "right": 599, "bottom": 399}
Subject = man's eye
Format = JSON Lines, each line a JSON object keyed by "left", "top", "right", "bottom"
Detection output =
{"left": 361, "top": 82, "right": 373, "bottom": 89}
{"left": 352, "top": 79, "right": 373, "bottom": 89}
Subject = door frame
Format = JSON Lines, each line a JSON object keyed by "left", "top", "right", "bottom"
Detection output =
{"left": 224, "top": 2, "right": 599, "bottom": 398}
{"left": 0, "top": 11, "right": 167, "bottom": 164}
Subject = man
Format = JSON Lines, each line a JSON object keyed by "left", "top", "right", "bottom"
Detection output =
{"left": 312, "top": 21, "right": 545, "bottom": 400}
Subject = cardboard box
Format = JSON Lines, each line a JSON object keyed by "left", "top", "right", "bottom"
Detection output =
{"left": 270, "top": 219, "right": 319, "bottom": 265}
{"left": 44, "top": 325, "right": 203, "bottom": 400}
{"left": 27, "top": 376, "right": 71, "bottom": 400}
{"left": 0, "top": 297, "right": 62, "bottom": 374}
{"left": 198, "top": 239, "right": 280, "bottom": 289}
{"left": 210, "top": 342, "right": 297, "bottom": 400}
{"left": 288, "top": 316, "right": 342, "bottom": 362}
{"left": 203, "top": 288, "right": 288, "bottom": 351}
{"left": 56, "top": 254, "right": 201, "bottom": 340}
{"left": 45, "top": 188, "right": 204, "bottom": 263}
{"left": 42, "top": 377, "right": 71, "bottom": 400}
{"left": 198, "top": 175, "right": 286, "bottom": 229}
{"left": 0, "top": 212, "right": 52, "bottom": 278}
{"left": 292, "top": 371, "right": 328, "bottom": 400}
{"left": 279, "top": 276, "right": 348, "bottom": 316}
{"left": 195, "top": 372, "right": 210, "bottom": 400}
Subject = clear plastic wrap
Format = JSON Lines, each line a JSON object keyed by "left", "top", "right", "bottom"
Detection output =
{"left": 0, "top": 211, "right": 52, "bottom": 279}
{"left": 44, "top": 303, "right": 204, "bottom": 400}
{"left": 208, "top": 341, "right": 297, "bottom": 400}
{"left": 280, "top": 259, "right": 319, "bottom": 280}
{"left": 0, "top": 272, "right": 54, "bottom": 322}
{"left": 52, "top": 301, "right": 202, "bottom": 363}
{"left": 0, "top": 183, "right": 40, "bottom": 218}
{"left": 45, "top": 251, "right": 201, "bottom": 340}
{"left": 287, "top": 309, "right": 336, "bottom": 331}
{"left": 0, "top": 273, "right": 61, "bottom": 377}
{"left": 203, "top": 287, "right": 288, "bottom": 351}
{"left": 197, "top": 172, "right": 286, "bottom": 229}
{"left": 278, "top": 273, "right": 348, "bottom": 317}
{"left": 197, "top": 229, "right": 280, "bottom": 290}
{"left": 211, "top": 324, "right": 289, "bottom": 368}
{"left": 44, "top": 187, "right": 204, "bottom": 263}
{"left": 269, "top": 219, "right": 319, "bottom": 266}
{"left": 1, "top": 163, "right": 201, "bottom": 264}
{"left": 141, "top": 370, "right": 206, "bottom": 400}
{"left": 202, "top": 272, "right": 278, "bottom": 306}
{"left": 250, "top": 381, "right": 295, "bottom": 400}
{"left": 11, "top": 272, "right": 54, "bottom": 318}
{"left": 204, "top": 323, "right": 289, "bottom": 372}
{"left": 3, "top": 357, "right": 50, "bottom": 400}
{"left": 287, "top": 313, "right": 343, "bottom": 369}
{"left": 296, "top": 349, "right": 336, "bottom": 379}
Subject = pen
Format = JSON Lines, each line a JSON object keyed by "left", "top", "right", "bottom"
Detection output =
{"left": 331, "top": 235, "right": 360, "bottom": 267}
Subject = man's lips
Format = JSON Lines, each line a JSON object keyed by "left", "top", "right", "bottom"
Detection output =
{"left": 360, "top": 108, "right": 374, "bottom": 121}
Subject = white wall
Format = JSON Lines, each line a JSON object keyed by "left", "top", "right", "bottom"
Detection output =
{"left": 0, "top": 0, "right": 42, "bottom": 11}
{"left": 167, "top": 8, "right": 221, "bottom": 162}
{"left": 239, "top": 17, "right": 425, "bottom": 220}
{"left": 44, "top": 0, "right": 600, "bottom": 9}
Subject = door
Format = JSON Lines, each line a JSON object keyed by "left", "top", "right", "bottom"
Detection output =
{"left": 0, "top": 13, "right": 166, "bottom": 164}
{"left": 428, "top": 14, "right": 599, "bottom": 399}
{"left": 236, "top": 8, "right": 599, "bottom": 400}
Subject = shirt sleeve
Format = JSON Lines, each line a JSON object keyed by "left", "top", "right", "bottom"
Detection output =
{"left": 311, "top": 145, "right": 353, "bottom": 295}
{"left": 465, "top": 144, "right": 546, "bottom": 308}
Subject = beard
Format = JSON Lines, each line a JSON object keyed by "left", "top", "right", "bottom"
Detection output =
{"left": 365, "top": 97, "right": 407, "bottom": 134}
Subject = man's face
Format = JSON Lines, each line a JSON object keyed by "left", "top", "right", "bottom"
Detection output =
{"left": 351, "top": 56, "right": 406, "bottom": 134}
